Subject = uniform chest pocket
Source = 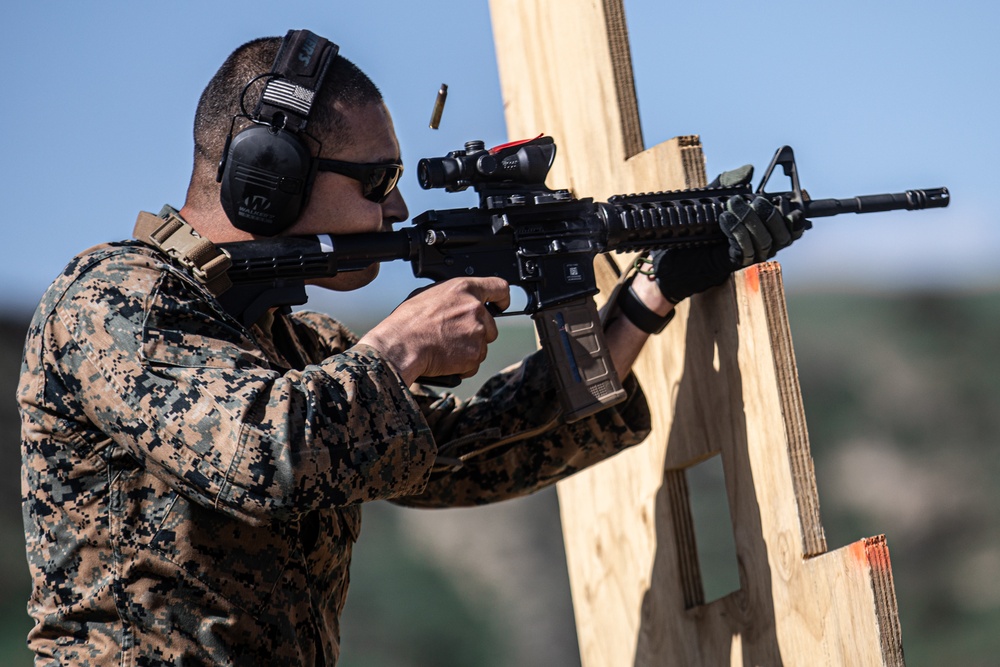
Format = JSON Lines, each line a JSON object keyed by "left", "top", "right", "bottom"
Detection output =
{"left": 148, "top": 492, "right": 293, "bottom": 616}
{"left": 140, "top": 273, "right": 265, "bottom": 369}
{"left": 142, "top": 325, "right": 265, "bottom": 369}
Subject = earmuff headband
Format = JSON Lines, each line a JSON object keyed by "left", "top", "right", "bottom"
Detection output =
{"left": 254, "top": 30, "right": 339, "bottom": 133}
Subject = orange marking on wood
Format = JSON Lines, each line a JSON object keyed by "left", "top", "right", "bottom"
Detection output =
{"left": 847, "top": 536, "right": 892, "bottom": 572}
{"left": 745, "top": 265, "right": 760, "bottom": 293}
{"left": 848, "top": 540, "right": 868, "bottom": 567}
{"left": 864, "top": 535, "right": 892, "bottom": 573}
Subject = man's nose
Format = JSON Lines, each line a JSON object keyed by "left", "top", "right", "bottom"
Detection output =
{"left": 381, "top": 186, "right": 409, "bottom": 224}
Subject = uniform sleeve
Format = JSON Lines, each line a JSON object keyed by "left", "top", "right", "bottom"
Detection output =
{"left": 51, "top": 249, "right": 436, "bottom": 525}
{"left": 394, "top": 347, "right": 652, "bottom": 508}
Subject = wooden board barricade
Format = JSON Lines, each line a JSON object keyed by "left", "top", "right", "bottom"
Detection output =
{"left": 488, "top": 1, "right": 904, "bottom": 664}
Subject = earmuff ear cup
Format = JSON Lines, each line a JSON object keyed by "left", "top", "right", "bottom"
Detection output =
{"left": 219, "top": 125, "right": 315, "bottom": 236}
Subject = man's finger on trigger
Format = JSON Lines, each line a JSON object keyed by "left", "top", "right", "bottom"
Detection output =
{"left": 469, "top": 277, "right": 512, "bottom": 311}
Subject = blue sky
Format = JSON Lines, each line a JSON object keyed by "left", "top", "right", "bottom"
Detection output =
{"left": 2, "top": 1, "right": 996, "bottom": 316}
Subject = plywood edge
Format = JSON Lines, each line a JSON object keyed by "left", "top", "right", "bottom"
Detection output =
{"left": 863, "top": 535, "right": 905, "bottom": 666}
{"left": 601, "top": 0, "right": 642, "bottom": 158}
{"left": 756, "top": 262, "right": 827, "bottom": 557}
{"left": 664, "top": 468, "right": 704, "bottom": 609}
{"left": 625, "top": 135, "right": 707, "bottom": 193}
{"left": 595, "top": 135, "right": 706, "bottom": 294}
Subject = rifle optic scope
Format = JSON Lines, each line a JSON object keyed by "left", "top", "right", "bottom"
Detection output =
{"left": 417, "top": 136, "right": 557, "bottom": 192}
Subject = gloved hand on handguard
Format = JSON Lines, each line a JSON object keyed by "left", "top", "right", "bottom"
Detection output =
{"left": 650, "top": 165, "right": 810, "bottom": 304}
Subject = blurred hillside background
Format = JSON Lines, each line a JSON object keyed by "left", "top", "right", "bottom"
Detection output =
{"left": 3, "top": 1, "right": 998, "bottom": 665}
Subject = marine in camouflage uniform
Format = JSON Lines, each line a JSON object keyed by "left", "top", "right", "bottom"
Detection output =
{"left": 19, "top": 33, "right": 653, "bottom": 666}
{"left": 18, "top": 223, "right": 651, "bottom": 665}
{"left": 18, "top": 25, "right": 804, "bottom": 666}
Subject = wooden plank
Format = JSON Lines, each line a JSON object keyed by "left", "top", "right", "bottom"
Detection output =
{"left": 758, "top": 265, "right": 826, "bottom": 558}
{"left": 488, "top": 1, "right": 904, "bottom": 665}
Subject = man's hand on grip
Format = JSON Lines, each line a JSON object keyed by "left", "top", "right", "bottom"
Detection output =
{"left": 357, "top": 277, "right": 510, "bottom": 386}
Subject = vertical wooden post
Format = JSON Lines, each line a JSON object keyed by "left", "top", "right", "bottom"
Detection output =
{"left": 488, "top": 1, "right": 904, "bottom": 665}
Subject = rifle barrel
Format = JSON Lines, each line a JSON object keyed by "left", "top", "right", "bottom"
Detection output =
{"left": 804, "top": 187, "right": 949, "bottom": 217}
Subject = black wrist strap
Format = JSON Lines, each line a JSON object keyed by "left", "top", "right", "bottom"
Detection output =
{"left": 617, "top": 276, "right": 675, "bottom": 335}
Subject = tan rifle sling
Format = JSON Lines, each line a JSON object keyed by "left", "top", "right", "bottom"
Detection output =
{"left": 132, "top": 207, "right": 232, "bottom": 296}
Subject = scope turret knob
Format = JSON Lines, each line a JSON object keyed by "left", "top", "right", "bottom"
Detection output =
{"left": 476, "top": 153, "right": 498, "bottom": 177}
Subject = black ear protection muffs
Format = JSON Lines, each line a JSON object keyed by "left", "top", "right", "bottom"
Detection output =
{"left": 217, "top": 30, "right": 339, "bottom": 236}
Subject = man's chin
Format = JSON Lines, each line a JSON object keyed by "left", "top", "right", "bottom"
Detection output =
{"left": 306, "top": 265, "right": 379, "bottom": 292}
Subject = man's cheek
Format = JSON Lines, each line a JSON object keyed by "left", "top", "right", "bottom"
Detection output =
{"left": 305, "top": 265, "right": 379, "bottom": 292}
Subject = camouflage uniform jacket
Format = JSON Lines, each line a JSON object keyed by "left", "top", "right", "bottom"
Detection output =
{"left": 18, "top": 215, "right": 652, "bottom": 666}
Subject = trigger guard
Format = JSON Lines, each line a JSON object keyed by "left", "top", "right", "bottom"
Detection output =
{"left": 489, "top": 286, "right": 535, "bottom": 318}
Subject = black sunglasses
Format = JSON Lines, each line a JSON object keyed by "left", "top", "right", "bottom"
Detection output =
{"left": 315, "top": 158, "right": 404, "bottom": 203}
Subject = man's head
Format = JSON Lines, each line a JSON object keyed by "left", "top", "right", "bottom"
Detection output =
{"left": 181, "top": 33, "right": 409, "bottom": 289}
{"left": 188, "top": 35, "right": 382, "bottom": 206}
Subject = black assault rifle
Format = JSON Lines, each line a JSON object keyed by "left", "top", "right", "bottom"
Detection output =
{"left": 217, "top": 136, "right": 949, "bottom": 422}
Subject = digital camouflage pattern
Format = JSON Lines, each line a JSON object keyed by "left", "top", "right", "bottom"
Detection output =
{"left": 18, "top": 213, "right": 651, "bottom": 666}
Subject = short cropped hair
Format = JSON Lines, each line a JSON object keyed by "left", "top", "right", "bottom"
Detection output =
{"left": 186, "top": 35, "right": 382, "bottom": 204}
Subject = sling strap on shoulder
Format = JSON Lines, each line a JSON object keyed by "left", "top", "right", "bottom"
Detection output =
{"left": 133, "top": 206, "right": 232, "bottom": 296}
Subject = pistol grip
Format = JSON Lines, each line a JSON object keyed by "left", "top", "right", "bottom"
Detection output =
{"left": 533, "top": 297, "right": 626, "bottom": 423}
